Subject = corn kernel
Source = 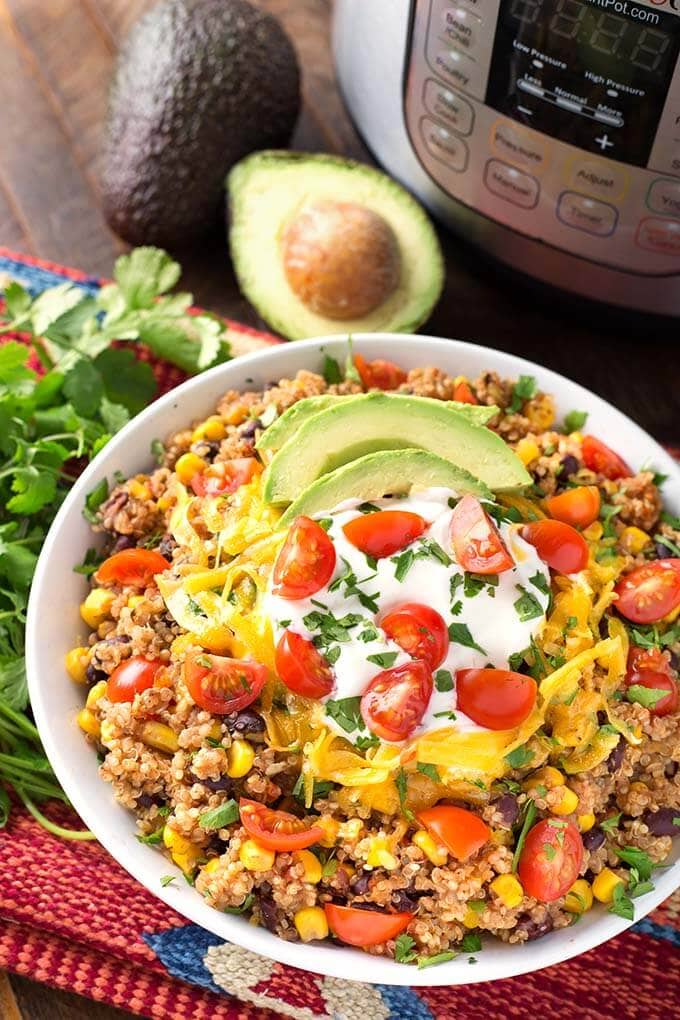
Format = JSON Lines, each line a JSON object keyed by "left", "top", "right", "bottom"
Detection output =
{"left": 571, "top": 431, "right": 584, "bottom": 444}
{"left": 80, "top": 588, "right": 115, "bottom": 629}
{"left": 226, "top": 738, "right": 255, "bottom": 778}
{"left": 192, "top": 417, "right": 226, "bottom": 443}
{"left": 76, "top": 708, "right": 100, "bottom": 739}
{"left": 592, "top": 868, "right": 624, "bottom": 904}
{"left": 516, "top": 438, "right": 540, "bottom": 467}
{"left": 127, "top": 595, "right": 145, "bottom": 610}
{"left": 620, "top": 526, "right": 650, "bottom": 555}
{"left": 157, "top": 494, "right": 172, "bottom": 511}
{"left": 208, "top": 722, "right": 223, "bottom": 742}
{"left": 66, "top": 646, "right": 90, "bottom": 684}
{"left": 294, "top": 906, "right": 329, "bottom": 942}
{"left": 224, "top": 403, "right": 248, "bottom": 426}
{"left": 366, "top": 836, "right": 398, "bottom": 870}
{"left": 564, "top": 878, "right": 593, "bottom": 914}
{"left": 203, "top": 857, "right": 222, "bottom": 875}
{"left": 141, "top": 721, "right": 179, "bottom": 754}
{"left": 315, "top": 816, "right": 339, "bottom": 848}
{"left": 583, "top": 521, "right": 603, "bottom": 542}
{"left": 463, "top": 908, "right": 480, "bottom": 929}
{"left": 490, "top": 874, "right": 524, "bottom": 908}
{"left": 577, "top": 812, "right": 596, "bottom": 833}
{"left": 294, "top": 849, "right": 323, "bottom": 884}
{"left": 337, "top": 819, "right": 362, "bottom": 842}
{"left": 86, "top": 679, "right": 108, "bottom": 709}
{"left": 163, "top": 826, "right": 202, "bottom": 875}
{"left": 522, "top": 766, "right": 565, "bottom": 793}
{"left": 100, "top": 719, "right": 116, "bottom": 745}
{"left": 412, "top": 828, "right": 448, "bottom": 866}
{"left": 239, "top": 838, "right": 275, "bottom": 872}
{"left": 491, "top": 829, "right": 513, "bottom": 846}
{"left": 552, "top": 787, "right": 579, "bottom": 815}
{"left": 175, "top": 452, "right": 206, "bottom": 486}
{"left": 128, "top": 479, "right": 151, "bottom": 501}
{"left": 171, "top": 633, "right": 195, "bottom": 656}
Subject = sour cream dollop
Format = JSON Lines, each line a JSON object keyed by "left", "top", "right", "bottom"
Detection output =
{"left": 265, "top": 488, "right": 550, "bottom": 743}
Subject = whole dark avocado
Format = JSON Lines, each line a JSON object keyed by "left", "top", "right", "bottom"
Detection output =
{"left": 101, "top": 0, "right": 300, "bottom": 247}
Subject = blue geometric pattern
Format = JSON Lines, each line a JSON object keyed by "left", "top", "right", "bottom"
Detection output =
{"left": 632, "top": 917, "right": 680, "bottom": 947}
{"left": 0, "top": 253, "right": 100, "bottom": 297}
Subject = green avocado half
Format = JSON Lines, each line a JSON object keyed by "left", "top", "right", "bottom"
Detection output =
{"left": 279, "top": 449, "right": 491, "bottom": 526}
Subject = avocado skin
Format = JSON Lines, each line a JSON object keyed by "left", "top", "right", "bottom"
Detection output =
{"left": 101, "top": 0, "right": 300, "bottom": 246}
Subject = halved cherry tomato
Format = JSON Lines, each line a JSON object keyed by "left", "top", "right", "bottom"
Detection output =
{"left": 343, "top": 510, "right": 426, "bottom": 560}
{"left": 107, "top": 656, "right": 163, "bottom": 703}
{"left": 417, "top": 805, "right": 490, "bottom": 860}
{"left": 275, "top": 630, "right": 335, "bottom": 699}
{"left": 614, "top": 559, "right": 680, "bottom": 624}
{"left": 455, "top": 668, "right": 537, "bottom": 730}
{"left": 324, "top": 903, "right": 412, "bottom": 946}
{"left": 272, "top": 516, "right": 336, "bottom": 599}
{"left": 185, "top": 652, "right": 266, "bottom": 714}
{"left": 453, "top": 379, "right": 478, "bottom": 404}
{"left": 582, "top": 436, "right": 630, "bottom": 480}
{"left": 518, "top": 819, "right": 583, "bottom": 903}
{"left": 190, "top": 457, "right": 259, "bottom": 497}
{"left": 449, "top": 495, "right": 514, "bottom": 575}
{"left": 354, "top": 354, "right": 407, "bottom": 391}
{"left": 380, "top": 603, "right": 449, "bottom": 670}
{"left": 627, "top": 644, "right": 676, "bottom": 682}
{"left": 546, "top": 485, "right": 600, "bottom": 529}
{"left": 97, "top": 548, "right": 170, "bottom": 587}
{"left": 361, "top": 660, "right": 433, "bottom": 742}
{"left": 626, "top": 669, "right": 678, "bottom": 717}
{"left": 239, "top": 798, "right": 323, "bottom": 851}
{"left": 521, "top": 519, "right": 589, "bottom": 574}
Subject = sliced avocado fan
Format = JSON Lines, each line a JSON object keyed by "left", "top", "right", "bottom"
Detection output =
{"left": 257, "top": 393, "right": 500, "bottom": 453}
{"left": 263, "top": 392, "right": 530, "bottom": 505}
{"left": 279, "top": 449, "right": 491, "bottom": 526}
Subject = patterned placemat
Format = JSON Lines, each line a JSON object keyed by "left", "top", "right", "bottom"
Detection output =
{"left": 0, "top": 251, "right": 678, "bottom": 1019}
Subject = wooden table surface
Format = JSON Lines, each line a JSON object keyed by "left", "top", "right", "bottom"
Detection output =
{"left": 0, "top": 0, "right": 678, "bottom": 1016}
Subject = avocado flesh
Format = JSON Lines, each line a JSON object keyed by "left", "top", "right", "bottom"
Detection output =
{"left": 263, "top": 392, "right": 530, "bottom": 505}
{"left": 227, "top": 151, "right": 444, "bottom": 340}
{"left": 279, "top": 450, "right": 491, "bottom": 526}
{"left": 257, "top": 394, "right": 500, "bottom": 453}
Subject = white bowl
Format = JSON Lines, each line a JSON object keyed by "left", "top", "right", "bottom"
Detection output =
{"left": 27, "top": 334, "right": 680, "bottom": 986}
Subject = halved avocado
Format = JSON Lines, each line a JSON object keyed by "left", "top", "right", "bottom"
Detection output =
{"left": 257, "top": 393, "right": 500, "bottom": 453}
{"left": 279, "top": 449, "right": 491, "bottom": 526}
{"left": 263, "top": 392, "right": 530, "bottom": 505}
{"left": 227, "top": 151, "right": 444, "bottom": 339}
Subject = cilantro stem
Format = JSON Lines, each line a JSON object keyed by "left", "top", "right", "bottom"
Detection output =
{"left": 16, "top": 789, "right": 95, "bottom": 841}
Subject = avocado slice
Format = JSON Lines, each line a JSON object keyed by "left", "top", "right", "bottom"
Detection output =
{"left": 257, "top": 394, "right": 500, "bottom": 454}
{"left": 279, "top": 450, "right": 491, "bottom": 526}
{"left": 227, "top": 151, "right": 444, "bottom": 340}
{"left": 263, "top": 393, "right": 530, "bottom": 505}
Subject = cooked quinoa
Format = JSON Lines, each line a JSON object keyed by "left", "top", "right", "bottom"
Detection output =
{"left": 69, "top": 355, "right": 680, "bottom": 964}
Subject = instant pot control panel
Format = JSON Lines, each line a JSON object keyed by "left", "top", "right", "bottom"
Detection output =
{"left": 404, "top": 0, "right": 680, "bottom": 274}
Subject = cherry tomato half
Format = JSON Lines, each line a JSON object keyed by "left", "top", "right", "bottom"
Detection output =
{"left": 361, "top": 660, "right": 433, "bottom": 742}
{"left": 521, "top": 519, "right": 589, "bottom": 574}
{"left": 546, "top": 485, "right": 601, "bottom": 529}
{"left": 239, "top": 798, "right": 323, "bottom": 851}
{"left": 343, "top": 510, "right": 426, "bottom": 560}
{"left": 380, "top": 602, "right": 449, "bottom": 670}
{"left": 107, "top": 656, "right": 163, "bottom": 703}
{"left": 324, "top": 903, "right": 411, "bottom": 946}
{"left": 627, "top": 644, "right": 676, "bottom": 682}
{"left": 354, "top": 354, "right": 407, "bottom": 391}
{"left": 614, "top": 559, "right": 680, "bottom": 624}
{"left": 275, "top": 630, "right": 335, "bottom": 699}
{"left": 272, "top": 516, "right": 336, "bottom": 599}
{"left": 416, "top": 805, "right": 491, "bottom": 861}
{"left": 455, "top": 668, "right": 537, "bottom": 730}
{"left": 190, "top": 458, "right": 259, "bottom": 497}
{"left": 582, "top": 436, "right": 630, "bottom": 480}
{"left": 97, "top": 548, "right": 170, "bottom": 587}
{"left": 185, "top": 652, "right": 267, "bottom": 714}
{"left": 518, "top": 819, "right": 583, "bottom": 903}
{"left": 452, "top": 379, "right": 478, "bottom": 404}
{"left": 626, "top": 669, "right": 678, "bottom": 717}
{"left": 449, "top": 495, "right": 514, "bottom": 575}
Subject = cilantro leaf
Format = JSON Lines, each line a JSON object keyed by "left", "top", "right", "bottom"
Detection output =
{"left": 417, "top": 762, "right": 440, "bottom": 782}
{"left": 325, "top": 696, "right": 364, "bottom": 734}
{"left": 512, "top": 799, "right": 537, "bottom": 872}
{"left": 95, "top": 348, "right": 156, "bottom": 415}
{"left": 505, "top": 745, "right": 534, "bottom": 770}
{"left": 82, "top": 478, "right": 109, "bottom": 523}
{"left": 513, "top": 585, "right": 544, "bottom": 622}
{"left": 394, "top": 933, "right": 418, "bottom": 964}
{"left": 460, "top": 932, "right": 482, "bottom": 953}
{"left": 395, "top": 767, "right": 415, "bottom": 821}
{"left": 434, "top": 669, "right": 453, "bottom": 692}
{"left": 160, "top": 874, "right": 177, "bottom": 887}
{"left": 609, "top": 882, "right": 634, "bottom": 921}
{"left": 198, "top": 799, "right": 239, "bottom": 831}
{"left": 613, "top": 846, "right": 654, "bottom": 881}
{"left": 223, "top": 893, "right": 255, "bottom": 915}
{"left": 448, "top": 622, "right": 486, "bottom": 654}
{"left": 509, "top": 375, "right": 537, "bottom": 412}
{"left": 112, "top": 247, "right": 181, "bottom": 308}
{"left": 563, "top": 410, "right": 588, "bottom": 433}
{"left": 417, "top": 951, "right": 456, "bottom": 969}
{"left": 626, "top": 685, "right": 669, "bottom": 710}
{"left": 367, "top": 651, "right": 399, "bottom": 668}
{"left": 322, "top": 354, "right": 342, "bottom": 384}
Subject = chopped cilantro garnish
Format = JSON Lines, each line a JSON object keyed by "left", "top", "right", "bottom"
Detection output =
{"left": 322, "top": 856, "right": 338, "bottom": 878}
{"left": 358, "top": 622, "right": 380, "bottom": 643}
{"left": 392, "top": 548, "right": 414, "bottom": 582}
{"left": 508, "top": 648, "right": 528, "bottom": 671}
{"left": 395, "top": 767, "right": 415, "bottom": 821}
{"left": 512, "top": 799, "right": 537, "bottom": 872}
{"left": 509, "top": 374, "right": 537, "bottom": 412}
{"left": 416, "top": 762, "right": 440, "bottom": 782}
{"left": 513, "top": 585, "right": 544, "bottom": 622}
{"left": 448, "top": 622, "right": 486, "bottom": 654}
{"left": 660, "top": 510, "right": 680, "bottom": 529}
{"left": 613, "top": 846, "right": 654, "bottom": 881}
{"left": 160, "top": 874, "right": 176, "bottom": 887}
{"left": 600, "top": 813, "right": 622, "bottom": 833}
{"left": 136, "top": 827, "right": 164, "bottom": 846}
{"left": 434, "top": 668, "right": 454, "bottom": 692}
{"left": 394, "top": 933, "right": 418, "bottom": 964}
{"left": 467, "top": 899, "right": 486, "bottom": 914}
{"left": 328, "top": 557, "right": 379, "bottom": 613}
{"left": 325, "top": 696, "right": 364, "bottom": 734}
{"left": 366, "top": 651, "right": 399, "bottom": 668}
{"left": 199, "top": 799, "right": 239, "bottom": 831}
{"left": 626, "top": 685, "right": 669, "bottom": 710}
{"left": 417, "top": 951, "right": 456, "bottom": 969}
{"left": 187, "top": 596, "right": 206, "bottom": 616}
{"left": 224, "top": 893, "right": 255, "bottom": 915}
{"left": 357, "top": 501, "right": 380, "bottom": 514}
{"left": 433, "top": 709, "right": 457, "bottom": 720}
{"left": 322, "top": 354, "right": 342, "bottom": 384}
{"left": 599, "top": 502, "right": 622, "bottom": 538}
{"left": 609, "top": 882, "right": 634, "bottom": 921}
{"left": 464, "top": 572, "right": 499, "bottom": 598}
{"left": 504, "top": 745, "right": 534, "bottom": 770}
{"left": 528, "top": 571, "right": 551, "bottom": 597}
{"left": 562, "top": 409, "right": 588, "bottom": 433}
{"left": 460, "top": 932, "right": 482, "bottom": 953}
{"left": 450, "top": 600, "right": 463, "bottom": 616}
{"left": 355, "top": 733, "right": 380, "bottom": 750}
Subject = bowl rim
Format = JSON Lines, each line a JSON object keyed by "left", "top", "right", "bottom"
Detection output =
{"left": 27, "top": 332, "right": 680, "bottom": 987}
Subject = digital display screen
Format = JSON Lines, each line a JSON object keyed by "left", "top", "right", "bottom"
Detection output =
{"left": 486, "top": 0, "right": 680, "bottom": 166}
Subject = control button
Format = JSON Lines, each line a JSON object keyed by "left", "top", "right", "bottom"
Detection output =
{"left": 438, "top": 4, "right": 481, "bottom": 52}
{"left": 646, "top": 179, "right": 680, "bottom": 219}
{"left": 557, "top": 192, "right": 618, "bottom": 237}
{"left": 594, "top": 132, "right": 615, "bottom": 151}
{"left": 635, "top": 217, "right": 680, "bottom": 255}
{"left": 490, "top": 120, "right": 548, "bottom": 175}
{"left": 423, "top": 78, "right": 474, "bottom": 136}
{"left": 484, "top": 159, "right": 539, "bottom": 210}
{"left": 430, "top": 46, "right": 476, "bottom": 93}
{"left": 568, "top": 159, "right": 628, "bottom": 202}
{"left": 420, "top": 117, "right": 469, "bottom": 172}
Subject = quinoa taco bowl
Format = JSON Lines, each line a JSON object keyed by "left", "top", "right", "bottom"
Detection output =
{"left": 27, "top": 335, "right": 680, "bottom": 985}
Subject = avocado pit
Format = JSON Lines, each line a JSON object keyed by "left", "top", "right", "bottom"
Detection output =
{"left": 281, "top": 200, "right": 401, "bottom": 320}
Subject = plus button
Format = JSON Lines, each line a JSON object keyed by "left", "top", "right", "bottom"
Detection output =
{"left": 595, "top": 133, "right": 614, "bottom": 151}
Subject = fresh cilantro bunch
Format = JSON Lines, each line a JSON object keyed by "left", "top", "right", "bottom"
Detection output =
{"left": 0, "top": 247, "right": 231, "bottom": 836}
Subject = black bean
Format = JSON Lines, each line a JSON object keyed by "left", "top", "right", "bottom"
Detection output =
{"left": 606, "top": 738, "right": 625, "bottom": 774}
{"left": 350, "top": 872, "right": 372, "bottom": 895}
{"left": 642, "top": 807, "right": 680, "bottom": 837}
{"left": 582, "top": 827, "right": 605, "bottom": 852}
{"left": 158, "top": 534, "right": 177, "bottom": 559}
{"left": 391, "top": 890, "right": 418, "bottom": 913}
{"left": 202, "top": 776, "right": 233, "bottom": 793}
{"left": 112, "top": 534, "right": 136, "bottom": 552}
{"left": 597, "top": 710, "right": 608, "bottom": 726}
{"left": 199, "top": 440, "right": 221, "bottom": 461}
{"left": 492, "top": 793, "right": 519, "bottom": 828}
{"left": 136, "top": 793, "right": 160, "bottom": 809}
{"left": 227, "top": 709, "right": 265, "bottom": 735}
{"left": 655, "top": 541, "right": 670, "bottom": 560}
{"left": 350, "top": 902, "right": 384, "bottom": 912}
{"left": 259, "top": 897, "right": 278, "bottom": 932}
{"left": 516, "top": 914, "right": 553, "bottom": 941}
{"left": 664, "top": 761, "right": 678, "bottom": 779}
{"left": 85, "top": 663, "right": 107, "bottom": 686}
{"left": 560, "top": 455, "right": 580, "bottom": 479}
{"left": 259, "top": 881, "right": 272, "bottom": 897}
{"left": 240, "top": 418, "right": 262, "bottom": 440}
{"left": 669, "top": 652, "right": 680, "bottom": 672}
